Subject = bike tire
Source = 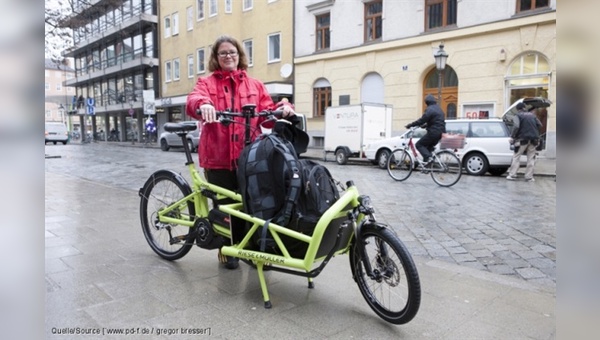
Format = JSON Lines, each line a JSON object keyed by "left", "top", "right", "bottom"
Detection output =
{"left": 349, "top": 223, "right": 421, "bottom": 325}
{"left": 387, "top": 149, "right": 413, "bottom": 181}
{"left": 430, "top": 150, "right": 462, "bottom": 187}
{"left": 139, "top": 170, "right": 196, "bottom": 260}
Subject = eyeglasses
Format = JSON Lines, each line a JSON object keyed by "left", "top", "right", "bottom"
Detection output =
{"left": 217, "top": 51, "right": 238, "bottom": 58}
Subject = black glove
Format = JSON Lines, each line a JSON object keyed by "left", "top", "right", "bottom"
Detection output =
{"left": 405, "top": 124, "right": 411, "bottom": 129}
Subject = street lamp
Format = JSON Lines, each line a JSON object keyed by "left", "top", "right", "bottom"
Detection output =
{"left": 434, "top": 42, "right": 448, "bottom": 104}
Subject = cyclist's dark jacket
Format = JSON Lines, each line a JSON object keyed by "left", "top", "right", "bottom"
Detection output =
{"left": 186, "top": 69, "right": 277, "bottom": 170}
{"left": 407, "top": 94, "right": 446, "bottom": 133}
{"left": 511, "top": 110, "right": 542, "bottom": 142}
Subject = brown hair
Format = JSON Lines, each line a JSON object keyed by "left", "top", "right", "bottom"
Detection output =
{"left": 208, "top": 35, "right": 249, "bottom": 72}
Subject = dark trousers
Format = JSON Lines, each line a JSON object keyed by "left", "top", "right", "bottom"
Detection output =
{"left": 204, "top": 169, "right": 245, "bottom": 245}
{"left": 416, "top": 131, "right": 442, "bottom": 161}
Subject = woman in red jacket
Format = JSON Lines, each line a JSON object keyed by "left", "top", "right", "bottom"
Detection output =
{"left": 186, "top": 35, "right": 294, "bottom": 269}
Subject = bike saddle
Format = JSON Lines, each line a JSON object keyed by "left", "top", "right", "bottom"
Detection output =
{"left": 164, "top": 121, "right": 198, "bottom": 133}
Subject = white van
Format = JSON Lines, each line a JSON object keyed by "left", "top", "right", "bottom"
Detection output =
{"left": 45, "top": 122, "right": 69, "bottom": 145}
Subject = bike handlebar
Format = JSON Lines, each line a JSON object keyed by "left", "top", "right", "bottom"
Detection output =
{"left": 196, "top": 104, "right": 286, "bottom": 124}
{"left": 212, "top": 109, "right": 286, "bottom": 126}
{"left": 195, "top": 104, "right": 291, "bottom": 146}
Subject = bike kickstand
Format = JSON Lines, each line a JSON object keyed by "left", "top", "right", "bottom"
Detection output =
{"left": 256, "top": 262, "right": 272, "bottom": 309}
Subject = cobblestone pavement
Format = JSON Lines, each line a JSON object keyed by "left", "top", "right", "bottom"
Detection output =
{"left": 45, "top": 143, "right": 556, "bottom": 290}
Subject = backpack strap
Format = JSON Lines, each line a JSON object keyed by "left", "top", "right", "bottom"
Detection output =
{"left": 259, "top": 219, "right": 272, "bottom": 252}
{"left": 268, "top": 134, "right": 302, "bottom": 226}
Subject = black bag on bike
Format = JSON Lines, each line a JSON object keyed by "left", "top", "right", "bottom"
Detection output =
{"left": 237, "top": 132, "right": 339, "bottom": 256}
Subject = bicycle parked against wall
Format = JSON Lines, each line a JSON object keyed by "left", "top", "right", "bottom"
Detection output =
{"left": 387, "top": 126, "right": 463, "bottom": 187}
{"left": 138, "top": 105, "right": 421, "bottom": 324}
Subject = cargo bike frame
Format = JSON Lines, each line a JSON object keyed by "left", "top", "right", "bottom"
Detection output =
{"left": 138, "top": 105, "right": 421, "bottom": 324}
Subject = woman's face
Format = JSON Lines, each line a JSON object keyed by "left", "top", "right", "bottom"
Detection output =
{"left": 217, "top": 42, "right": 239, "bottom": 72}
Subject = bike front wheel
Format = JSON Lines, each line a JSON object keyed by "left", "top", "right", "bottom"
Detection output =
{"left": 350, "top": 223, "right": 421, "bottom": 325}
{"left": 387, "top": 149, "right": 413, "bottom": 181}
{"left": 139, "top": 170, "right": 196, "bottom": 260}
{"left": 430, "top": 150, "right": 462, "bottom": 187}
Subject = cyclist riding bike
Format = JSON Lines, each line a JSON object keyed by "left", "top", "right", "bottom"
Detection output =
{"left": 405, "top": 94, "right": 446, "bottom": 166}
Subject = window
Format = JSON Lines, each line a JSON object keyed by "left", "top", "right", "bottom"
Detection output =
{"left": 45, "top": 110, "right": 52, "bottom": 118}
{"left": 209, "top": 0, "right": 217, "bottom": 16}
{"left": 172, "top": 12, "right": 179, "bottom": 36}
{"left": 45, "top": 82, "right": 50, "bottom": 91}
{"left": 164, "top": 16, "right": 171, "bottom": 38}
{"left": 188, "top": 55, "right": 194, "bottom": 78}
{"left": 165, "top": 60, "right": 172, "bottom": 82}
{"left": 507, "top": 52, "right": 550, "bottom": 86}
{"left": 56, "top": 83, "right": 62, "bottom": 91}
{"left": 316, "top": 13, "right": 330, "bottom": 51}
{"left": 268, "top": 33, "right": 281, "bottom": 62}
{"left": 173, "top": 58, "right": 180, "bottom": 80}
{"left": 313, "top": 79, "right": 332, "bottom": 117}
{"left": 445, "top": 121, "right": 469, "bottom": 135}
{"left": 243, "top": 0, "right": 253, "bottom": 11}
{"left": 243, "top": 40, "right": 253, "bottom": 66}
{"left": 197, "top": 48, "right": 205, "bottom": 73}
{"left": 144, "top": 32, "right": 154, "bottom": 57}
{"left": 225, "top": 0, "right": 232, "bottom": 13}
{"left": 197, "top": 0, "right": 205, "bottom": 20}
{"left": 517, "top": 0, "right": 549, "bottom": 13}
{"left": 425, "top": 0, "right": 457, "bottom": 30}
{"left": 187, "top": 6, "right": 194, "bottom": 30}
{"left": 364, "top": 1, "right": 382, "bottom": 42}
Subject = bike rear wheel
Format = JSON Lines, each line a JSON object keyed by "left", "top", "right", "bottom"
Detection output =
{"left": 430, "top": 150, "right": 462, "bottom": 187}
{"left": 387, "top": 149, "right": 413, "bottom": 181}
{"left": 350, "top": 223, "right": 421, "bottom": 324}
{"left": 139, "top": 171, "right": 196, "bottom": 260}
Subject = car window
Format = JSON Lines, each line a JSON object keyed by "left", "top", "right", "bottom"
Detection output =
{"left": 445, "top": 122, "right": 469, "bottom": 136}
{"left": 413, "top": 128, "right": 427, "bottom": 138}
{"left": 471, "top": 122, "right": 507, "bottom": 137}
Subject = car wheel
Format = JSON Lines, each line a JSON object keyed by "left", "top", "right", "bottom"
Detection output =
{"left": 335, "top": 149, "right": 348, "bottom": 165}
{"left": 53, "top": 141, "right": 57, "bottom": 145}
{"left": 62, "top": 141, "right": 67, "bottom": 145}
{"left": 377, "top": 149, "right": 391, "bottom": 169}
{"left": 488, "top": 167, "right": 508, "bottom": 176}
{"left": 464, "top": 152, "right": 489, "bottom": 176}
{"left": 160, "top": 139, "right": 170, "bottom": 151}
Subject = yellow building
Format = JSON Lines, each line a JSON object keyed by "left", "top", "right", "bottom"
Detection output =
{"left": 158, "top": 0, "right": 294, "bottom": 122}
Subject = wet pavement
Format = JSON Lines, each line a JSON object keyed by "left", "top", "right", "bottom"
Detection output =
{"left": 45, "top": 143, "right": 556, "bottom": 338}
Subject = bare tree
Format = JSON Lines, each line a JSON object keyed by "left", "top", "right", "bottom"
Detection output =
{"left": 45, "top": 0, "right": 123, "bottom": 63}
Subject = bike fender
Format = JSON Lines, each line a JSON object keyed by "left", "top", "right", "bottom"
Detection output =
{"left": 138, "top": 170, "right": 191, "bottom": 197}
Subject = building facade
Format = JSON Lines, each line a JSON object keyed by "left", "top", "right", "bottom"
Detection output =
{"left": 157, "top": 0, "right": 295, "bottom": 126}
{"left": 64, "top": 0, "right": 159, "bottom": 143}
{"left": 45, "top": 58, "right": 75, "bottom": 129}
{"left": 294, "top": 0, "right": 556, "bottom": 158}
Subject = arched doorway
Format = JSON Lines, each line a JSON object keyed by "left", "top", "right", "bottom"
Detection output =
{"left": 423, "top": 66, "right": 458, "bottom": 119}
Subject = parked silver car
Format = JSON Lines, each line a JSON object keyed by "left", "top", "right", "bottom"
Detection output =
{"left": 159, "top": 121, "right": 201, "bottom": 152}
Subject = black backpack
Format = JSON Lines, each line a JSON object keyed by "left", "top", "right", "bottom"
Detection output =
{"left": 236, "top": 133, "right": 339, "bottom": 255}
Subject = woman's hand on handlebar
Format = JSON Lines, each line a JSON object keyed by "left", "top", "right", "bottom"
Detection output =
{"left": 199, "top": 104, "right": 218, "bottom": 123}
{"left": 276, "top": 101, "right": 295, "bottom": 118}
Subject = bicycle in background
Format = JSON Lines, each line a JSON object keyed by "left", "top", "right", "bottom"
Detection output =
{"left": 387, "top": 126, "right": 463, "bottom": 187}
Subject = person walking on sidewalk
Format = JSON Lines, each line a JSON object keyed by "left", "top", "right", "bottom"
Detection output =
{"left": 506, "top": 103, "right": 542, "bottom": 182}
{"left": 405, "top": 94, "right": 446, "bottom": 166}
